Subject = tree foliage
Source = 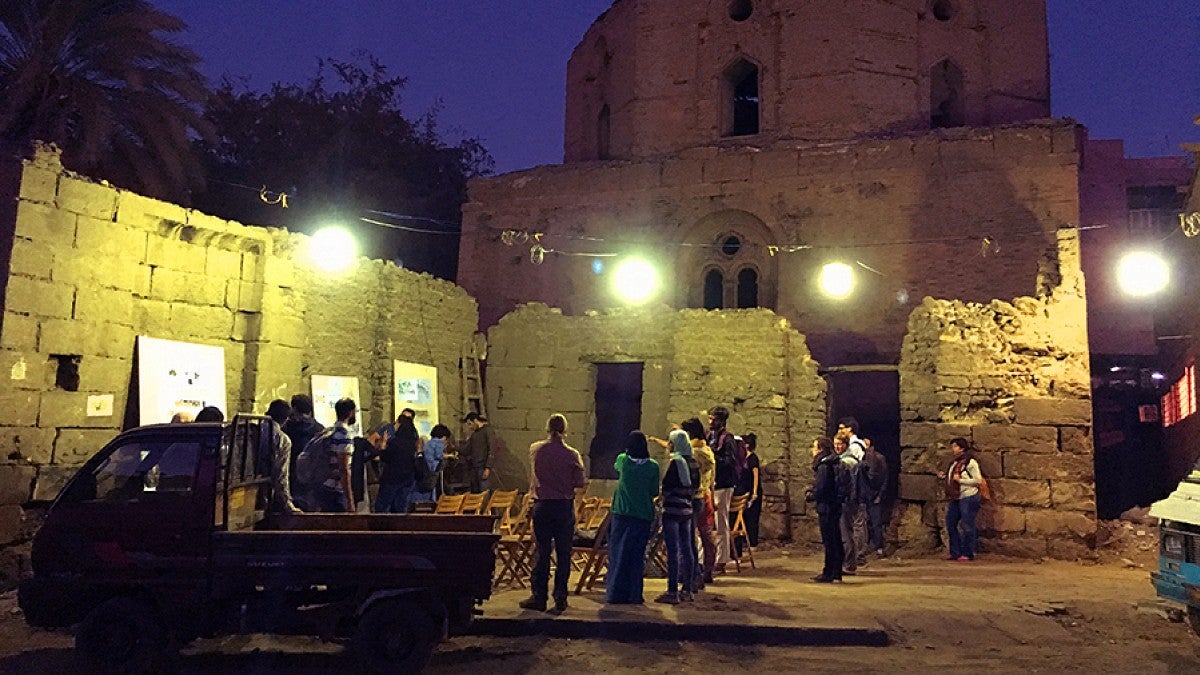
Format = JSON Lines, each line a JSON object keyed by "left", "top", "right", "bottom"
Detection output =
{"left": 0, "top": 0, "right": 211, "bottom": 199}
{"left": 194, "top": 53, "right": 493, "bottom": 279}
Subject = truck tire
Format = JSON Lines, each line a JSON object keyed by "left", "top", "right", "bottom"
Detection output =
{"left": 75, "top": 597, "right": 167, "bottom": 674}
{"left": 353, "top": 599, "right": 439, "bottom": 673}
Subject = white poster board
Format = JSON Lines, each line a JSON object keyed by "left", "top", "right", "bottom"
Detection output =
{"left": 393, "top": 360, "right": 438, "bottom": 437}
{"left": 137, "top": 336, "right": 227, "bottom": 425}
{"left": 311, "top": 375, "right": 363, "bottom": 437}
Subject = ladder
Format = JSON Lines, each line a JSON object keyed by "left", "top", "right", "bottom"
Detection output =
{"left": 461, "top": 335, "right": 487, "bottom": 420}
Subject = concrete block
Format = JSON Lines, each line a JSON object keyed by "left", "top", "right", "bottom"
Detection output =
{"left": 18, "top": 165, "right": 58, "bottom": 204}
{"left": 977, "top": 504, "right": 1026, "bottom": 533}
{"left": 0, "top": 314, "right": 38, "bottom": 352}
{"left": 900, "top": 423, "right": 972, "bottom": 448}
{"left": 76, "top": 356, "right": 133, "bottom": 393}
{"left": 1050, "top": 481, "right": 1095, "bottom": 512}
{"left": 0, "top": 351, "right": 52, "bottom": 391}
{"left": 57, "top": 176, "right": 117, "bottom": 220}
{"left": 53, "top": 428, "right": 117, "bottom": 465}
{"left": 1024, "top": 509, "right": 1094, "bottom": 538}
{"left": 981, "top": 535, "right": 1048, "bottom": 558}
{"left": 146, "top": 236, "right": 206, "bottom": 274}
{"left": 116, "top": 191, "right": 187, "bottom": 229}
{"left": 4, "top": 277, "right": 73, "bottom": 318}
{"left": 37, "top": 391, "right": 119, "bottom": 428}
{"left": 0, "top": 505, "right": 23, "bottom": 545}
{"left": 0, "top": 465, "right": 36, "bottom": 505}
{"left": 171, "top": 304, "right": 234, "bottom": 341}
{"left": 75, "top": 216, "right": 147, "bottom": 261}
{"left": 262, "top": 257, "right": 296, "bottom": 287}
{"left": 972, "top": 424, "right": 1057, "bottom": 454}
{"left": 898, "top": 473, "right": 941, "bottom": 501}
{"left": 39, "top": 319, "right": 134, "bottom": 359}
{"left": 206, "top": 248, "right": 242, "bottom": 279}
{"left": 14, "top": 201, "right": 75, "bottom": 241}
{"left": 990, "top": 478, "right": 1051, "bottom": 507}
{"left": 0, "top": 392, "right": 39, "bottom": 427}
{"left": 1004, "top": 452, "right": 1093, "bottom": 482}
{"left": 132, "top": 265, "right": 152, "bottom": 297}
{"left": 974, "top": 451, "right": 1003, "bottom": 479}
{"left": 9, "top": 238, "right": 55, "bottom": 279}
{"left": 259, "top": 313, "right": 305, "bottom": 348}
{"left": 1059, "top": 427, "right": 1092, "bottom": 455}
{"left": 1013, "top": 397, "right": 1092, "bottom": 426}
{"left": 74, "top": 286, "right": 134, "bottom": 325}
{"left": 32, "top": 465, "right": 77, "bottom": 501}
{"left": 150, "top": 268, "right": 225, "bottom": 306}
{"left": 496, "top": 385, "right": 551, "bottom": 411}
{"left": 0, "top": 427, "right": 54, "bottom": 465}
{"left": 231, "top": 312, "right": 261, "bottom": 342}
{"left": 133, "top": 299, "right": 172, "bottom": 335}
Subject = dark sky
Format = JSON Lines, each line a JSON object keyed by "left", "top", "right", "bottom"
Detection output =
{"left": 157, "top": 0, "right": 1198, "bottom": 174}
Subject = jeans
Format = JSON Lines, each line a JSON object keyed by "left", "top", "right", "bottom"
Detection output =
{"left": 840, "top": 502, "right": 865, "bottom": 571}
{"left": 530, "top": 499, "right": 575, "bottom": 603}
{"left": 713, "top": 487, "right": 734, "bottom": 565}
{"left": 374, "top": 482, "right": 413, "bottom": 514}
{"left": 469, "top": 467, "right": 489, "bottom": 493}
{"left": 867, "top": 501, "right": 886, "bottom": 552}
{"left": 818, "top": 505, "right": 844, "bottom": 579}
{"left": 693, "top": 497, "right": 715, "bottom": 583}
{"left": 662, "top": 516, "right": 695, "bottom": 594}
{"left": 605, "top": 514, "right": 652, "bottom": 604}
{"left": 315, "top": 486, "right": 350, "bottom": 513}
{"left": 946, "top": 494, "right": 982, "bottom": 559}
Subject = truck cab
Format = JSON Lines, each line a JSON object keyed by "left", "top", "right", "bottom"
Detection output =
{"left": 19, "top": 416, "right": 499, "bottom": 672}
{"left": 1150, "top": 456, "right": 1200, "bottom": 634}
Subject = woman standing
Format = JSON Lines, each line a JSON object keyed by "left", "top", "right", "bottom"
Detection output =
{"left": 656, "top": 429, "right": 700, "bottom": 604}
{"left": 941, "top": 437, "right": 983, "bottom": 561}
{"left": 680, "top": 418, "right": 716, "bottom": 590}
{"left": 606, "top": 432, "right": 660, "bottom": 604}
{"left": 734, "top": 433, "right": 763, "bottom": 558}
{"left": 811, "top": 437, "right": 844, "bottom": 583}
{"left": 375, "top": 414, "right": 418, "bottom": 513}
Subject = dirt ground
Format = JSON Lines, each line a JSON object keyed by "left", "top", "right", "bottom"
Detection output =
{"left": 0, "top": 548, "right": 1197, "bottom": 674}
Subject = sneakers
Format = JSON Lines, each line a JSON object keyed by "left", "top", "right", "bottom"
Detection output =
{"left": 875, "top": 548, "right": 886, "bottom": 558}
{"left": 680, "top": 590, "right": 695, "bottom": 602}
{"left": 956, "top": 556, "right": 972, "bottom": 562}
{"left": 654, "top": 591, "right": 680, "bottom": 605}
{"left": 518, "top": 596, "right": 547, "bottom": 612}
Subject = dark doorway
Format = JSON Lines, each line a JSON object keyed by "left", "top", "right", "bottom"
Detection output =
{"left": 825, "top": 369, "right": 901, "bottom": 506}
{"left": 724, "top": 59, "right": 760, "bottom": 137}
{"left": 703, "top": 269, "right": 724, "bottom": 310}
{"left": 589, "top": 363, "right": 644, "bottom": 479}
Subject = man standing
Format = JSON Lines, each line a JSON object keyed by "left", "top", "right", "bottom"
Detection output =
{"left": 462, "top": 412, "right": 496, "bottom": 493}
{"left": 265, "top": 399, "right": 299, "bottom": 514}
{"left": 520, "top": 414, "right": 586, "bottom": 614}
{"left": 860, "top": 439, "right": 889, "bottom": 557}
{"left": 836, "top": 417, "right": 869, "bottom": 568}
{"left": 811, "top": 437, "right": 844, "bottom": 583}
{"left": 283, "top": 394, "right": 324, "bottom": 497}
{"left": 834, "top": 434, "right": 863, "bottom": 575}
{"left": 707, "top": 406, "right": 738, "bottom": 574}
{"left": 315, "top": 398, "right": 356, "bottom": 513}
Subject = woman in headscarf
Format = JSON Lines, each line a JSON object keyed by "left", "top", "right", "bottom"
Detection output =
{"left": 656, "top": 428, "right": 699, "bottom": 604}
{"left": 606, "top": 431, "right": 660, "bottom": 604}
{"left": 940, "top": 437, "right": 984, "bottom": 561}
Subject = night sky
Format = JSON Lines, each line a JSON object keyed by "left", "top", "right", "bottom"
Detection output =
{"left": 156, "top": 0, "right": 1198, "bottom": 174}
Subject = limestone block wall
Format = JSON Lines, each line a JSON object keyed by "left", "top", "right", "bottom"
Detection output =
{"left": 0, "top": 149, "right": 476, "bottom": 582}
{"left": 896, "top": 229, "right": 1094, "bottom": 559}
{"left": 484, "top": 303, "right": 825, "bottom": 539}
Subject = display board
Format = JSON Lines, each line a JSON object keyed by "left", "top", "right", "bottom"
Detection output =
{"left": 311, "top": 375, "right": 363, "bottom": 437}
{"left": 137, "top": 336, "right": 227, "bottom": 425}
{"left": 393, "top": 360, "right": 438, "bottom": 437}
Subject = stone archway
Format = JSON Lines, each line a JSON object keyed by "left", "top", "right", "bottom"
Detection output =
{"left": 676, "top": 209, "right": 778, "bottom": 311}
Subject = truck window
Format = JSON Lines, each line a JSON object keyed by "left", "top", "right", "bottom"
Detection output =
{"left": 61, "top": 441, "right": 201, "bottom": 504}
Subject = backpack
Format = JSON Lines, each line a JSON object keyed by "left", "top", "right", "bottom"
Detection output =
{"left": 296, "top": 427, "right": 338, "bottom": 488}
{"left": 963, "top": 462, "right": 992, "bottom": 501}
{"left": 712, "top": 432, "right": 738, "bottom": 488}
{"left": 834, "top": 458, "right": 855, "bottom": 504}
{"left": 414, "top": 449, "right": 439, "bottom": 493}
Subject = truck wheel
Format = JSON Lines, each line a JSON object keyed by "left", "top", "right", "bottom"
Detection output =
{"left": 75, "top": 597, "right": 167, "bottom": 674}
{"left": 353, "top": 599, "right": 439, "bottom": 673}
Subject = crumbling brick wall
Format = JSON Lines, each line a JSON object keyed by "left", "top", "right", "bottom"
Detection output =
{"left": 896, "top": 229, "right": 1095, "bottom": 559}
{"left": 484, "top": 303, "right": 825, "bottom": 539}
{"left": 0, "top": 149, "right": 476, "bottom": 583}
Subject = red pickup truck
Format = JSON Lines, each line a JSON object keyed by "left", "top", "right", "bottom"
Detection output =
{"left": 18, "top": 416, "right": 499, "bottom": 672}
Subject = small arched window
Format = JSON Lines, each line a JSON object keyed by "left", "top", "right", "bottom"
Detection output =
{"left": 723, "top": 59, "right": 760, "bottom": 137}
{"left": 703, "top": 269, "right": 725, "bottom": 310}
{"left": 737, "top": 268, "right": 759, "bottom": 308}
{"left": 597, "top": 105, "right": 612, "bottom": 160}
{"left": 930, "top": 59, "right": 965, "bottom": 129}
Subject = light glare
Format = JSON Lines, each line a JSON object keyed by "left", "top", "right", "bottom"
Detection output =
{"left": 1116, "top": 251, "right": 1169, "bottom": 298}
{"left": 820, "top": 262, "right": 855, "bottom": 299}
{"left": 612, "top": 258, "right": 659, "bottom": 304}
{"left": 309, "top": 227, "right": 357, "bottom": 273}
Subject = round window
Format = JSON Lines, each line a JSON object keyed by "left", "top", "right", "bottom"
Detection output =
{"left": 721, "top": 236, "right": 743, "bottom": 256}
{"left": 931, "top": 0, "right": 954, "bottom": 21}
{"left": 729, "top": 0, "right": 753, "bottom": 22}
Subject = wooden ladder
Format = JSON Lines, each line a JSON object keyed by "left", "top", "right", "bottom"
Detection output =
{"left": 461, "top": 336, "right": 487, "bottom": 420}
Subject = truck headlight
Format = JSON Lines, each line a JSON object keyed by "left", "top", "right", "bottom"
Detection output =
{"left": 1163, "top": 533, "right": 1185, "bottom": 559}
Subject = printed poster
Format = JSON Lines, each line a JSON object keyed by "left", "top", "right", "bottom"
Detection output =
{"left": 311, "top": 375, "right": 363, "bottom": 437}
{"left": 137, "top": 336, "right": 227, "bottom": 425}
{"left": 393, "top": 360, "right": 438, "bottom": 437}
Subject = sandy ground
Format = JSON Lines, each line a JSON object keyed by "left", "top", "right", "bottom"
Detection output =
{"left": 0, "top": 548, "right": 1197, "bottom": 673}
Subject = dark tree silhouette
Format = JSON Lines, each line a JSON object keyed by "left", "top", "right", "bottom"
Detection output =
{"left": 195, "top": 53, "right": 492, "bottom": 280}
{"left": 0, "top": 0, "right": 211, "bottom": 200}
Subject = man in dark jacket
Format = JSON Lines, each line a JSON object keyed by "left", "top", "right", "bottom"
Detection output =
{"left": 811, "top": 437, "right": 845, "bottom": 583}
{"left": 859, "top": 440, "right": 889, "bottom": 556}
{"left": 282, "top": 394, "right": 324, "bottom": 508}
{"left": 462, "top": 412, "right": 496, "bottom": 492}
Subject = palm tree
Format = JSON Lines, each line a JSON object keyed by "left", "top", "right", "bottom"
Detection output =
{"left": 0, "top": 0, "right": 211, "bottom": 200}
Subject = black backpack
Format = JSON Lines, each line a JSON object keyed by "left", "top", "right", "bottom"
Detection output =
{"left": 413, "top": 449, "right": 439, "bottom": 492}
{"left": 834, "top": 458, "right": 856, "bottom": 504}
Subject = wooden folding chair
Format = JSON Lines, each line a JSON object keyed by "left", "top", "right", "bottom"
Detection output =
{"left": 485, "top": 489, "right": 519, "bottom": 533}
{"left": 494, "top": 497, "right": 535, "bottom": 589}
{"left": 575, "top": 495, "right": 599, "bottom": 527}
{"left": 459, "top": 491, "right": 489, "bottom": 515}
{"left": 729, "top": 493, "right": 756, "bottom": 572}
{"left": 572, "top": 511, "right": 612, "bottom": 595}
{"left": 435, "top": 493, "right": 465, "bottom": 514}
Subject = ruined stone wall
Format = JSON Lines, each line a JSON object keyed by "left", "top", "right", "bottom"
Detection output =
{"left": 0, "top": 150, "right": 476, "bottom": 581}
{"left": 484, "top": 304, "right": 824, "bottom": 538}
{"left": 463, "top": 121, "right": 1084, "bottom": 366}
{"left": 896, "top": 229, "right": 1095, "bottom": 559}
{"left": 564, "top": 0, "right": 1050, "bottom": 161}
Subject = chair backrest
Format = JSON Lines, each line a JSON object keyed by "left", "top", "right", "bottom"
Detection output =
{"left": 435, "top": 493, "right": 466, "bottom": 514}
{"left": 486, "top": 489, "right": 518, "bottom": 531}
{"left": 590, "top": 511, "right": 613, "bottom": 551}
{"left": 460, "top": 491, "right": 489, "bottom": 515}
{"left": 730, "top": 493, "right": 750, "bottom": 515}
{"left": 576, "top": 495, "right": 600, "bottom": 525}
{"left": 585, "top": 501, "right": 610, "bottom": 530}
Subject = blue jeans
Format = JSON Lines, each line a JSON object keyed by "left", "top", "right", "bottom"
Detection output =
{"left": 867, "top": 501, "right": 886, "bottom": 552}
{"left": 662, "top": 516, "right": 695, "bottom": 595}
{"left": 606, "top": 514, "right": 652, "bottom": 604}
{"left": 946, "top": 494, "right": 982, "bottom": 559}
{"left": 375, "top": 483, "right": 413, "bottom": 514}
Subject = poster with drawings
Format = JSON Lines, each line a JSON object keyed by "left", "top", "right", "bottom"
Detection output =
{"left": 311, "top": 375, "right": 363, "bottom": 437}
{"left": 393, "top": 361, "right": 438, "bottom": 437}
{"left": 137, "top": 336, "right": 227, "bottom": 425}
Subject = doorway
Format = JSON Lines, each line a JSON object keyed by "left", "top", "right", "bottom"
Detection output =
{"left": 589, "top": 363, "right": 644, "bottom": 480}
{"left": 824, "top": 369, "right": 901, "bottom": 505}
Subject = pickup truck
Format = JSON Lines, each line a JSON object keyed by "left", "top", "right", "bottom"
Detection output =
{"left": 1150, "top": 456, "right": 1200, "bottom": 635}
{"left": 18, "top": 415, "right": 499, "bottom": 672}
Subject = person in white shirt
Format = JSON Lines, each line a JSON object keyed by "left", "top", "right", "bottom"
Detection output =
{"left": 940, "top": 437, "right": 983, "bottom": 561}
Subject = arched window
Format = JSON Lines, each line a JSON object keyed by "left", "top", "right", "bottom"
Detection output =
{"left": 723, "top": 59, "right": 760, "bottom": 137}
{"left": 704, "top": 269, "right": 725, "bottom": 310}
{"left": 930, "top": 59, "right": 965, "bottom": 129}
{"left": 597, "top": 105, "right": 612, "bottom": 160}
{"left": 737, "top": 268, "right": 759, "bottom": 308}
